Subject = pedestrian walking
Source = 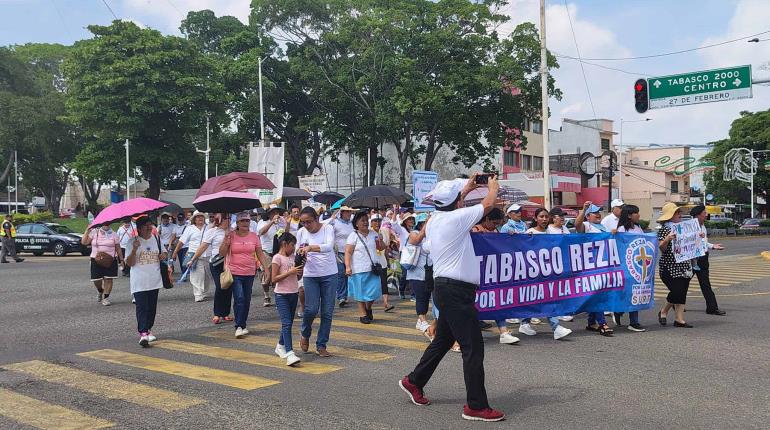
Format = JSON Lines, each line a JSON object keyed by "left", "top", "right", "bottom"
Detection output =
{"left": 345, "top": 210, "right": 385, "bottom": 324}
{"left": 370, "top": 214, "right": 395, "bottom": 312}
{"left": 390, "top": 211, "right": 416, "bottom": 300}
{"left": 405, "top": 213, "right": 433, "bottom": 338}
{"left": 1, "top": 214, "right": 24, "bottom": 263}
{"left": 324, "top": 206, "right": 355, "bottom": 308}
{"left": 219, "top": 212, "right": 272, "bottom": 339}
{"left": 172, "top": 211, "right": 210, "bottom": 302}
{"left": 81, "top": 224, "right": 122, "bottom": 306}
{"left": 116, "top": 220, "right": 135, "bottom": 276}
{"left": 125, "top": 215, "right": 166, "bottom": 347}
{"left": 157, "top": 213, "right": 175, "bottom": 252}
{"left": 611, "top": 204, "right": 648, "bottom": 332}
{"left": 690, "top": 205, "right": 727, "bottom": 316}
{"left": 257, "top": 205, "right": 285, "bottom": 307}
{"left": 271, "top": 232, "right": 303, "bottom": 366}
{"left": 297, "top": 206, "right": 338, "bottom": 357}
{"left": 172, "top": 213, "right": 189, "bottom": 272}
{"left": 602, "top": 199, "right": 624, "bottom": 232}
{"left": 576, "top": 201, "right": 614, "bottom": 336}
{"left": 399, "top": 173, "right": 505, "bottom": 422}
{"left": 287, "top": 205, "right": 301, "bottom": 235}
{"left": 657, "top": 202, "right": 694, "bottom": 328}
{"left": 189, "top": 213, "right": 232, "bottom": 324}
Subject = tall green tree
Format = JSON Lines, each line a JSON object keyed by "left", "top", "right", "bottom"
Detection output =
{"left": 63, "top": 21, "right": 225, "bottom": 199}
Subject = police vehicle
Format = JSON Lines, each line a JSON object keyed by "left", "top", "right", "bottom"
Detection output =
{"left": 12, "top": 223, "right": 90, "bottom": 256}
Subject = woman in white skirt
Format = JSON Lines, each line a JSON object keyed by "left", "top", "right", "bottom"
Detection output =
{"left": 345, "top": 211, "right": 385, "bottom": 324}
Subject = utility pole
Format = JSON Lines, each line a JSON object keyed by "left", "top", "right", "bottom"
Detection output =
{"left": 258, "top": 56, "right": 266, "bottom": 144}
{"left": 125, "top": 139, "right": 130, "bottom": 201}
{"left": 14, "top": 150, "right": 18, "bottom": 212}
{"left": 197, "top": 114, "right": 211, "bottom": 180}
{"left": 539, "top": 0, "right": 551, "bottom": 209}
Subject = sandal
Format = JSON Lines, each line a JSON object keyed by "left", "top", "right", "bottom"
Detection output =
{"left": 223, "top": 316, "right": 234, "bottom": 322}
{"left": 585, "top": 325, "right": 599, "bottom": 332}
{"left": 598, "top": 324, "right": 614, "bottom": 337}
{"left": 384, "top": 305, "right": 395, "bottom": 312}
{"left": 212, "top": 316, "right": 222, "bottom": 324}
{"left": 658, "top": 311, "right": 667, "bottom": 326}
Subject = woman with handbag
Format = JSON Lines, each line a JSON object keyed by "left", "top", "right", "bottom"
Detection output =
{"left": 125, "top": 215, "right": 167, "bottom": 347}
{"left": 370, "top": 215, "right": 395, "bottom": 312}
{"left": 219, "top": 212, "right": 272, "bottom": 339}
{"left": 172, "top": 211, "right": 210, "bottom": 302}
{"left": 405, "top": 214, "right": 432, "bottom": 337}
{"left": 190, "top": 213, "right": 232, "bottom": 324}
{"left": 81, "top": 224, "right": 123, "bottom": 306}
{"left": 345, "top": 211, "right": 385, "bottom": 324}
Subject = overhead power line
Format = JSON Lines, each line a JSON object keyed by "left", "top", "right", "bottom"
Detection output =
{"left": 100, "top": 0, "right": 119, "bottom": 20}
{"left": 554, "top": 53, "right": 653, "bottom": 77}
{"left": 558, "top": 29, "right": 770, "bottom": 61}
{"left": 563, "top": 0, "right": 597, "bottom": 120}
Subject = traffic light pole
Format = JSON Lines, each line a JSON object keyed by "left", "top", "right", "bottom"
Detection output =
{"left": 539, "top": 0, "right": 551, "bottom": 209}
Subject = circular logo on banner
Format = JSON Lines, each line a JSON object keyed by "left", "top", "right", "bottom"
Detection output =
{"left": 625, "top": 238, "right": 655, "bottom": 284}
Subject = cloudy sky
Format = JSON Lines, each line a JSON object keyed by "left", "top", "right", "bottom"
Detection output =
{"left": 1, "top": 0, "right": 769, "bottom": 148}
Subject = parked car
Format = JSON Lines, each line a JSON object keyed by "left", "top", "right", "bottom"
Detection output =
{"left": 740, "top": 218, "right": 762, "bottom": 230}
{"left": 707, "top": 215, "right": 737, "bottom": 226}
{"left": 565, "top": 217, "right": 577, "bottom": 233}
{"left": 11, "top": 223, "right": 90, "bottom": 256}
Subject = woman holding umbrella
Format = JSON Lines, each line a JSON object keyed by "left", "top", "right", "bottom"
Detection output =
{"left": 81, "top": 223, "right": 123, "bottom": 306}
{"left": 345, "top": 211, "right": 385, "bottom": 324}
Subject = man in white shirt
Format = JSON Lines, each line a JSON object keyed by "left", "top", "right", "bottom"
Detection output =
{"left": 399, "top": 174, "right": 505, "bottom": 422}
{"left": 691, "top": 205, "right": 726, "bottom": 316}
{"left": 323, "top": 206, "right": 355, "bottom": 307}
{"left": 601, "top": 199, "right": 624, "bottom": 232}
{"left": 157, "top": 213, "right": 175, "bottom": 251}
{"left": 257, "top": 206, "right": 285, "bottom": 306}
{"left": 117, "top": 220, "right": 135, "bottom": 276}
{"left": 173, "top": 213, "right": 189, "bottom": 271}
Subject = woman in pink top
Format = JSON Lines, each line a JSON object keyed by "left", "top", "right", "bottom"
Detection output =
{"left": 219, "top": 212, "right": 271, "bottom": 338}
{"left": 81, "top": 224, "right": 123, "bottom": 306}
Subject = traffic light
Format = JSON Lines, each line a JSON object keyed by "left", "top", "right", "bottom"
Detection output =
{"left": 634, "top": 79, "right": 648, "bottom": 113}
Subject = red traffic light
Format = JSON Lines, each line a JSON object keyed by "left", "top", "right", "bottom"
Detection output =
{"left": 634, "top": 79, "right": 648, "bottom": 114}
{"left": 635, "top": 82, "right": 643, "bottom": 92}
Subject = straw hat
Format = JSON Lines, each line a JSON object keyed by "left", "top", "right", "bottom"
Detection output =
{"left": 657, "top": 202, "right": 680, "bottom": 222}
{"left": 191, "top": 210, "right": 206, "bottom": 221}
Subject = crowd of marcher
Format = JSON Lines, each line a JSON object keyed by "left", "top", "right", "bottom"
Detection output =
{"left": 76, "top": 173, "right": 727, "bottom": 422}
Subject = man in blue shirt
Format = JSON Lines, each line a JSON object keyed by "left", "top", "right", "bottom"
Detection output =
{"left": 500, "top": 204, "right": 527, "bottom": 234}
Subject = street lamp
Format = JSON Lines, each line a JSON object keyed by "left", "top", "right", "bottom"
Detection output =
{"left": 196, "top": 114, "right": 211, "bottom": 180}
{"left": 619, "top": 117, "right": 652, "bottom": 197}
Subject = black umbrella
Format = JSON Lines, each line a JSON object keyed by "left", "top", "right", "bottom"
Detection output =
{"left": 159, "top": 200, "right": 182, "bottom": 216}
{"left": 192, "top": 191, "right": 262, "bottom": 213}
{"left": 342, "top": 185, "right": 412, "bottom": 209}
{"left": 312, "top": 191, "right": 345, "bottom": 206}
{"left": 282, "top": 187, "right": 312, "bottom": 200}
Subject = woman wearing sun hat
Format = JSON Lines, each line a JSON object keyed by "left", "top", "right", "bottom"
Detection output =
{"left": 656, "top": 202, "right": 694, "bottom": 328}
{"left": 172, "top": 210, "right": 210, "bottom": 302}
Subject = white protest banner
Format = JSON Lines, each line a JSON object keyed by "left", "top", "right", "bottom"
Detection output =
{"left": 412, "top": 170, "right": 438, "bottom": 212}
{"left": 298, "top": 174, "right": 329, "bottom": 209}
{"left": 248, "top": 141, "right": 284, "bottom": 205}
{"left": 671, "top": 218, "right": 707, "bottom": 263}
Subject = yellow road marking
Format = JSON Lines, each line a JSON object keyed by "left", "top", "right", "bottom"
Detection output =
{"left": 78, "top": 349, "right": 278, "bottom": 390}
{"left": 249, "top": 323, "right": 429, "bottom": 351}
{"left": 155, "top": 340, "right": 341, "bottom": 375}
{"left": 329, "top": 319, "right": 424, "bottom": 336}
{"left": 336, "top": 312, "right": 402, "bottom": 322}
{"left": 2, "top": 360, "right": 204, "bottom": 412}
{"left": 201, "top": 331, "right": 393, "bottom": 362}
{"left": 0, "top": 388, "right": 114, "bottom": 430}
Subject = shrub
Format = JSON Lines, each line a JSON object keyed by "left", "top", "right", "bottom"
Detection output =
{"left": 639, "top": 220, "right": 650, "bottom": 231}
{"left": 12, "top": 210, "right": 54, "bottom": 225}
{"left": 705, "top": 220, "right": 734, "bottom": 229}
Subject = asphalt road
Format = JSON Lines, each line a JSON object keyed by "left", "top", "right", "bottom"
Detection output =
{"left": 1, "top": 240, "right": 770, "bottom": 429}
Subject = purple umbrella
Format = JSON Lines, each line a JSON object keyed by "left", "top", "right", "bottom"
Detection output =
{"left": 193, "top": 191, "right": 262, "bottom": 213}
{"left": 196, "top": 172, "right": 276, "bottom": 199}
{"left": 89, "top": 198, "right": 167, "bottom": 228}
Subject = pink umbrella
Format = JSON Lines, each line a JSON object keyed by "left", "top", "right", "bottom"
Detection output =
{"left": 89, "top": 197, "right": 168, "bottom": 228}
{"left": 193, "top": 191, "right": 262, "bottom": 213}
{"left": 196, "top": 172, "right": 276, "bottom": 199}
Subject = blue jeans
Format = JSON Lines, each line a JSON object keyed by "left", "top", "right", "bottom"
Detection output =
{"left": 276, "top": 293, "right": 299, "bottom": 353}
{"left": 301, "top": 274, "right": 338, "bottom": 349}
{"left": 210, "top": 262, "right": 232, "bottom": 318}
{"left": 523, "top": 317, "right": 560, "bottom": 330}
{"left": 231, "top": 275, "right": 255, "bottom": 329}
{"left": 587, "top": 312, "right": 607, "bottom": 326}
{"left": 336, "top": 255, "right": 348, "bottom": 302}
{"left": 177, "top": 247, "right": 188, "bottom": 272}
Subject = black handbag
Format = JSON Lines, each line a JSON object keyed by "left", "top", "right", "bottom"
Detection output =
{"left": 356, "top": 232, "right": 384, "bottom": 276}
{"left": 155, "top": 236, "right": 174, "bottom": 289}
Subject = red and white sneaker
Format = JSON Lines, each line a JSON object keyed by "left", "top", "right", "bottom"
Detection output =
{"left": 462, "top": 405, "right": 505, "bottom": 422}
{"left": 398, "top": 376, "right": 430, "bottom": 406}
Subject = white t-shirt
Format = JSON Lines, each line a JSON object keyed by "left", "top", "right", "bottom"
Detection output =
{"left": 130, "top": 236, "right": 163, "bottom": 294}
{"left": 117, "top": 224, "right": 135, "bottom": 249}
{"left": 426, "top": 205, "right": 485, "bottom": 285}
{"left": 601, "top": 213, "right": 620, "bottom": 231}
{"left": 582, "top": 222, "right": 607, "bottom": 233}
{"left": 390, "top": 222, "right": 412, "bottom": 251}
{"left": 325, "top": 217, "right": 354, "bottom": 254}
{"left": 617, "top": 225, "right": 644, "bottom": 234}
{"left": 345, "top": 230, "right": 378, "bottom": 274}
{"left": 202, "top": 227, "right": 226, "bottom": 258}
{"left": 288, "top": 218, "right": 300, "bottom": 235}
{"left": 525, "top": 227, "right": 547, "bottom": 235}
{"left": 174, "top": 223, "right": 189, "bottom": 243}
{"left": 257, "top": 220, "right": 279, "bottom": 254}
{"left": 157, "top": 223, "right": 175, "bottom": 247}
{"left": 296, "top": 224, "right": 338, "bottom": 278}
{"left": 547, "top": 225, "right": 570, "bottom": 234}
{"left": 179, "top": 224, "right": 208, "bottom": 255}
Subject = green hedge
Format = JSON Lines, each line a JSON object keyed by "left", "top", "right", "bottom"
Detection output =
{"left": 759, "top": 220, "right": 770, "bottom": 228}
{"left": 705, "top": 220, "right": 734, "bottom": 229}
{"left": 10, "top": 211, "right": 54, "bottom": 224}
{"left": 639, "top": 220, "right": 650, "bottom": 230}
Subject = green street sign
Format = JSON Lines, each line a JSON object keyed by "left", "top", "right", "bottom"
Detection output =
{"left": 647, "top": 65, "right": 752, "bottom": 110}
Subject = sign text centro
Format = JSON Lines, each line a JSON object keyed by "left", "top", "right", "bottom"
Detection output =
{"left": 647, "top": 65, "right": 752, "bottom": 110}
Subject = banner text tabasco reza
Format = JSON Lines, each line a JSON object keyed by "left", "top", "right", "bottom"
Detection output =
{"left": 470, "top": 232, "right": 659, "bottom": 320}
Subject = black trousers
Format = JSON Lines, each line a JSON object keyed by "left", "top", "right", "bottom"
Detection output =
{"left": 695, "top": 253, "right": 719, "bottom": 312}
{"left": 408, "top": 277, "right": 489, "bottom": 410}
{"left": 134, "top": 289, "right": 159, "bottom": 334}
